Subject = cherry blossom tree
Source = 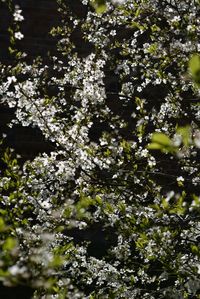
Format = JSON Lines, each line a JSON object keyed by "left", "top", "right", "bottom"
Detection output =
{"left": 0, "top": 0, "right": 200, "bottom": 298}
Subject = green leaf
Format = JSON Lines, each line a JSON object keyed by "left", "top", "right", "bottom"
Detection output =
{"left": 0, "top": 269, "right": 9, "bottom": 278}
{"left": 91, "top": 0, "right": 107, "bottom": 14}
{"left": 161, "top": 198, "right": 169, "bottom": 209}
{"left": 191, "top": 244, "right": 200, "bottom": 255}
{"left": 151, "top": 132, "right": 172, "bottom": 146}
{"left": 177, "top": 126, "right": 191, "bottom": 146}
{"left": 136, "top": 233, "right": 148, "bottom": 249}
{"left": 189, "top": 54, "right": 200, "bottom": 76}
{"left": 147, "top": 132, "right": 175, "bottom": 153}
{"left": 147, "top": 143, "right": 163, "bottom": 150}
{"left": 96, "top": 3, "right": 107, "bottom": 13}
{"left": 0, "top": 217, "right": 5, "bottom": 232}
{"left": 189, "top": 54, "right": 200, "bottom": 85}
{"left": 95, "top": 195, "right": 102, "bottom": 205}
{"left": 3, "top": 237, "right": 17, "bottom": 251}
{"left": 49, "top": 255, "right": 64, "bottom": 267}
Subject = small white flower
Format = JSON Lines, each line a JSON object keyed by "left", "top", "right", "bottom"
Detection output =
{"left": 13, "top": 8, "right": 24, "bottom": 22}
{"left": 112, "top": 0, "right": 126, "bottom": 4}
{"left": 110, "top": 30, "right": 116, "bottom": 36}
{"left": 148, "top": 156, "right": 156, "bottom": 167}
{"left": 73, "top": 19, "right": 79, "bottom": 26}
{"left": 40, "top": 200, "right": 52, "bottom": 209}
{"left": 141, "top": 149, "right": 148, "bottom": 157}
{"left": 145, "top": 78, "right": 151, "bottom": 84}
{"left": 187, "top": 25, "right": 195, "bottom": 32}
{"left": 177, "top": 176, "right": 184, "bottom": 182}
{"left": 155, "top": 78, "right": 162, "bottom": 85}
{"left": 14, "top": 32, "right": 24, "bottom": 40}
{"left": 131, "top": 112, "right": 136, "bottom": 118}
{"left": 171, "top": 16, "right": 181, "bottom": 23}
{"left": 163, "top": 78, "right": 167, "bottom": 84}
{"left": 137, "top": 86, "right": 142, "bottom": 92}
{"left": 7, "top": 76, "right": 17, "bottom": 85}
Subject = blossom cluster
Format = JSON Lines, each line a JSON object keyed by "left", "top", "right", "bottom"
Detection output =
{"left": 0, "top": 0, "right": 200, "bottom": 298}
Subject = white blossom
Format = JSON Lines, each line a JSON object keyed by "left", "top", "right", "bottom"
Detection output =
{"left": 13, "top": 8, "right": 24, "bottom": 22}
{"left": 14, "top": 31, "right": 24, "bottom": 40}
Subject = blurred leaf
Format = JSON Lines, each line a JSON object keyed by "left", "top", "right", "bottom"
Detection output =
{"left": 147, "top": 143, "right": 163, "bottom": 150}
{"left": 177, "top": 126, "right": 191, "bottom": 147}
{"left": 91, "top": 0, "right": 107, "bottom": 14}
{"left": 96, "top": 3, "right": 107, "bottom": 13}
{"left": 191, "top": 244, "right": 200, "bottom": 255}
{"left": 0, "top": 269, "right": 9, "bottom": 278}
{"left": 147, "top": 132, "right": 176, "bottom": 153}
{"left": 0, "top": 217, "right": 5, "bottom": 232}
{"left": 49, "top": 255, "right": 64, "bottom": 267}
{"left": 189, "top": 54, "right": 200, "bottom": 86}
{"left": 152, "top": 132, "right": 172, "bottom": 146}
{"left": 136, "top": 233, "right": 148, "bottom": 249}
{"left": 161, "top": 198, "right": 169, "bottom": 210}
{"left": 3, "top": 237, "right": 17, "bottom": 251}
